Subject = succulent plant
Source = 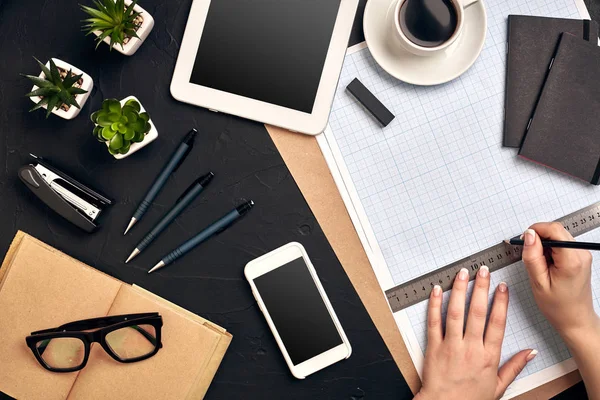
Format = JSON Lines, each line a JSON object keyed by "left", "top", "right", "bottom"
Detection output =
{"left": 81, "top": 0, "right": 142, "bottom": 50}
{"left": 91, "top": 98, "right": 151, "bottom": 155}
{"left": 22, "top": 58, "right": 88, "bottom": 118}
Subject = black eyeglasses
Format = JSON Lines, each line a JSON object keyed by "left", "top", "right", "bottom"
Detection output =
{"left": 26, "top": 313, "right": 163, "bottom": 373}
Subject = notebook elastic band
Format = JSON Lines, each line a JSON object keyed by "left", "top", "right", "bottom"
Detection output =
{"left": 592, "top": 160, "right": 600, "bottom": 185}
{"left": 584, "top": 20, "right": 591, "bottom": 41}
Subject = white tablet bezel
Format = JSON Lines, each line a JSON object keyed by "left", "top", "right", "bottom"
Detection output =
{"left": 244, "top": 242, "right": 352, "bottom": 379}
{"left": 170, "top": 0, "right": 358, "bottom": 135}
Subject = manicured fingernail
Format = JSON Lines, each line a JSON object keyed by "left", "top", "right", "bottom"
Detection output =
{"left": 526, "top": 349, "right": 538, "bottom": 362}
{"left": 524, "top": 229, "right": 536, "bottom": 246}
{"left": 458, "top": 268, "right": 469, "bottom": 281}
{"left": 433, "top": 285, "right": 441, "bottom": 297}
{"left": 478, "top": 265, "right": 489, "bottom": 278}
{"left": 498, "top": 282, "right": 508, "bottom": 293}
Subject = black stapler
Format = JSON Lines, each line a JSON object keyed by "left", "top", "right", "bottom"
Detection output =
{"left": 18, "top": 154, "right": 112, "bottom": 233}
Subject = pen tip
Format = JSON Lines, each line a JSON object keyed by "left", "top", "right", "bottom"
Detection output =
{"left": 503, "top": 239, "right": 511, "bottom": 244}
{"left": 148, "top": 261, "right": 165, "bottom": 274}
{"left": 125, "top": 249, "right": 140, "bottom": 264}
{"left": 124, "top": 218, "right": 137, "bottom": 236}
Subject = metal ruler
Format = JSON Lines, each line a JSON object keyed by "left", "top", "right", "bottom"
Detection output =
{"left": 385, "top": 201, "right": 600, "bottom": 313}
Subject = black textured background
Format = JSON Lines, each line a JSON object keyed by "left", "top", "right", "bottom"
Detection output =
{"left": 0, "top": 0, "right": 411, "bottom": 399}
{"left": 1, "top": 0, "right": 597, "bottom": 398}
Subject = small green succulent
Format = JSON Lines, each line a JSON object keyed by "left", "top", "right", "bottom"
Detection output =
{"left": 81, "top": 0, "right": 142, "bottom": 50}
{"left": 91, "top": 98, "right": 151, "bottom": 156}
{"left": 22, "top": 57, "right": 88, "bottom": 118}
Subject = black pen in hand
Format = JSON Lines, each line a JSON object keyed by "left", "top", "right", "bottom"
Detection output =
{"left": 506, "top": 238, "right": 600, "bottom": 251}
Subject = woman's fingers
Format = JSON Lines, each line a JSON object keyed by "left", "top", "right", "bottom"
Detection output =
{"left": 521, "top": 228, "right": 550, "bottom": 287}
{"left": 445, "top": 268, "right": 470, "bottom": 340}
{"left": 427, "top": 285, "right": 443, "bottom": 348}
{"left": 465, "top": 266, "right": 490, "bottom": 340}
{"left": 484, "top": 282, "right": 509, "bottom": 354}
{"left": 529, "top": 222, "right": 574, "bottom": 241}
{"left": 528, "top": 222, "right": 590, "bottom": 275}
{"left": 495, "top": 349, "right": 537, "bottom": 398}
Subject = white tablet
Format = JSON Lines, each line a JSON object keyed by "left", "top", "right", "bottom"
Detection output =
{"left": 170, "top": 0, "right": 358, "bottom": 135}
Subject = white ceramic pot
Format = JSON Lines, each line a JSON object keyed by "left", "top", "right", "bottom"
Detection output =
{"left": 29, "top": 58, "right": 93, "bottom": 120}
{"left": 99, "top": 96, "right": 158, "bottom": 160}
{"left": 94, "top": 0, "right": 154, "bottom": 56}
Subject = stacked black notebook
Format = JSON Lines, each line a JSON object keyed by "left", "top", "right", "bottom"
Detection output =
{"left": 504, "top": 15, "right": 600, "bottom": 185}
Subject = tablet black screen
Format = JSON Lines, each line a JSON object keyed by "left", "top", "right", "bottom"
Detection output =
{"left": 190, "top": 0, "right": 342, "bottom": 114}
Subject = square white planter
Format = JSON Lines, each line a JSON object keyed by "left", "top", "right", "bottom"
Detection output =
{"left": 94, "top": 0, "right": 154, "bottom": 56}
{"left": 30, "top": 58, "right": 93, "bottom": 120}
{"left": 99, "top": 96, "right": 158, "bottom": 160}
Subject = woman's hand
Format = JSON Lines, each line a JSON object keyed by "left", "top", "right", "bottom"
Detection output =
{"left": 522, "top": 223, "right": 600, "bottom": 400}
{"left": 521, "top": 223, "right": 598, "bottom": 338}
{"left": 415, "top": 266, "right": 536, "bottom": 400}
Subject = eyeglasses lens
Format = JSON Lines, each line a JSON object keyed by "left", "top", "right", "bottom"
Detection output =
{"left": 105, "top": 324, "right": 157, "bottom": 360}
{"left": 36, "top": 337, "right": 85, "bottom": 369}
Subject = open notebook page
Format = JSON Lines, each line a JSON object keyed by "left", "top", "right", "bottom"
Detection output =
{"left": 67, "top": 284, "right": 225, "bottom": 400}
{"left": 0, "top": 233, "right": 122, "bottom": 400}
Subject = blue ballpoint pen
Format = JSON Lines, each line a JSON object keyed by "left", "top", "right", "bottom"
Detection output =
{"left": 125, "top": 172, "right": 215, "bottom": 263}
{"left": 124, "top": 129, "right": 197, "bottom": 235}
{"left": 148, "top": 200, "right": 255, "bottom": 274}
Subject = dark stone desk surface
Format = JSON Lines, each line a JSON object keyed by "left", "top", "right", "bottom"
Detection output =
{"left": 1, "top": 0, "right": 598, "bottom": 399}
{"left": 0, "top": 0, "right": 410, "bottom": 399}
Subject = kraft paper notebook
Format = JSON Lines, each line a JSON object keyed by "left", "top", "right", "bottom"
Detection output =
{"left": 519, "top": 33, "right": 600, "bottom": 185}
{"left": 0, "top": 231, "right": 232, "bottom": 400}
{"left": 504, "top": 15, "right": 598, "bottom": 148}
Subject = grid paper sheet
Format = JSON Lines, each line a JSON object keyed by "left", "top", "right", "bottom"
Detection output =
{"left": 327, "top": 0, "right": 599, "bottom": 388}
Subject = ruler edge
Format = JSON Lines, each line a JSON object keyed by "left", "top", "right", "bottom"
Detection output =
{"left": 386, "top": 201, "right": 600, "bottom": 312}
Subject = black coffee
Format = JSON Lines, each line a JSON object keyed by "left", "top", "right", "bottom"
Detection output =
{"left": 399, "top": 0, "right": 458, "bottom": 48}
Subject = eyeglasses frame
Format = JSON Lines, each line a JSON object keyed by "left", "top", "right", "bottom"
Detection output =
{"left": 25, "top": 312, "right": 163, "bottom": 373}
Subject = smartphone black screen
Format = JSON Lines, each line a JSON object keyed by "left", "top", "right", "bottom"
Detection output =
{"left": 253, "top": 257, "right": 343, "bottom": 365}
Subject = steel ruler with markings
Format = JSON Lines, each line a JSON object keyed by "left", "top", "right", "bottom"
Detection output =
{"left": 386, "top": 201, "right": 600, "bottom": 313}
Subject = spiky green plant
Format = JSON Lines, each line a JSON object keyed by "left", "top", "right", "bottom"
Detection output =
{"left": 91, "top": 98, "right": 151, "bottom": 155}
{"left": 81, "top": 0, "right": 142, "bottom": 50}
{"left": 22, "top": 58, "right": 88, "bottom": 118}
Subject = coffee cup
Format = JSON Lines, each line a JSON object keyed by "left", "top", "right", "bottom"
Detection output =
{"left": 392, "top": 0, "right": 480, "bottom": 56}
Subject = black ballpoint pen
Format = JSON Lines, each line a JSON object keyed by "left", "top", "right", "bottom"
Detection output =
{"left": 125, "top": 172, "right": 215, "bottom": 263}
{"left": 507, "top": 238, "right": 600, "bottom": 251}
{"left": 124, "top": 129, "right": 197, "bottom": 235}
{"left": 148, "top": 201, "right": 255, "bottom": 274}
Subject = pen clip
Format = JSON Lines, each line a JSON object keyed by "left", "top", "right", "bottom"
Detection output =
{"left": 176, "top": 182, "right": 196, "bottom": 204}
{"left": 172, "top": 145, "right": 193, "bottom": 172}
{"left": 215, "top": 222, "right": 234, "bottom": 236}
{"left": 172, "top": 129, "right": 198, "bottom": 172}
{"left": 176, "top": 172, "right": 214, "bottom": 203}
{"left": 215, "top": 201, "right": 253, "bottom": 235}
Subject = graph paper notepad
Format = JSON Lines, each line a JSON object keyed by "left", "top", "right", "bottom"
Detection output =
{"left": 322, "top": 0, "right": 597, "bottom": 397}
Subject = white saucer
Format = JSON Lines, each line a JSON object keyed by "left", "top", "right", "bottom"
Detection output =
{"left": 363, "top": 0, "right": 487, "bottom": 85}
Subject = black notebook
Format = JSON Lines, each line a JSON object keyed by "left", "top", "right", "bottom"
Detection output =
{"left": 519, "top": 33, "right": 600, "bottom": 185}
{"left": 504, "top": 15, "right": 598, "bottom": 148}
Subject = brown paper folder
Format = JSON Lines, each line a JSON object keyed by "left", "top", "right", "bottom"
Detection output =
{"left": 0, "top": 231, "right": 232, "bottom": 400}
{"left": 265, "top": 127, "right": 581, "bottom": 398}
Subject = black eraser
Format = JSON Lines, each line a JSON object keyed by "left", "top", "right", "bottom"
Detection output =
{"left": 346, "top": 78, "right": 395, "bottom": 127}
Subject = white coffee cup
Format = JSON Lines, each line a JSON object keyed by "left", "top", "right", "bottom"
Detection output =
{"left": 392, "top": 0, "right": 480, "bottom": 56}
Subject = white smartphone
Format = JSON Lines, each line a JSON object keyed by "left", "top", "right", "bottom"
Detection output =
{"left": 244, "top": 242, "right": 352, "bottom": 379}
